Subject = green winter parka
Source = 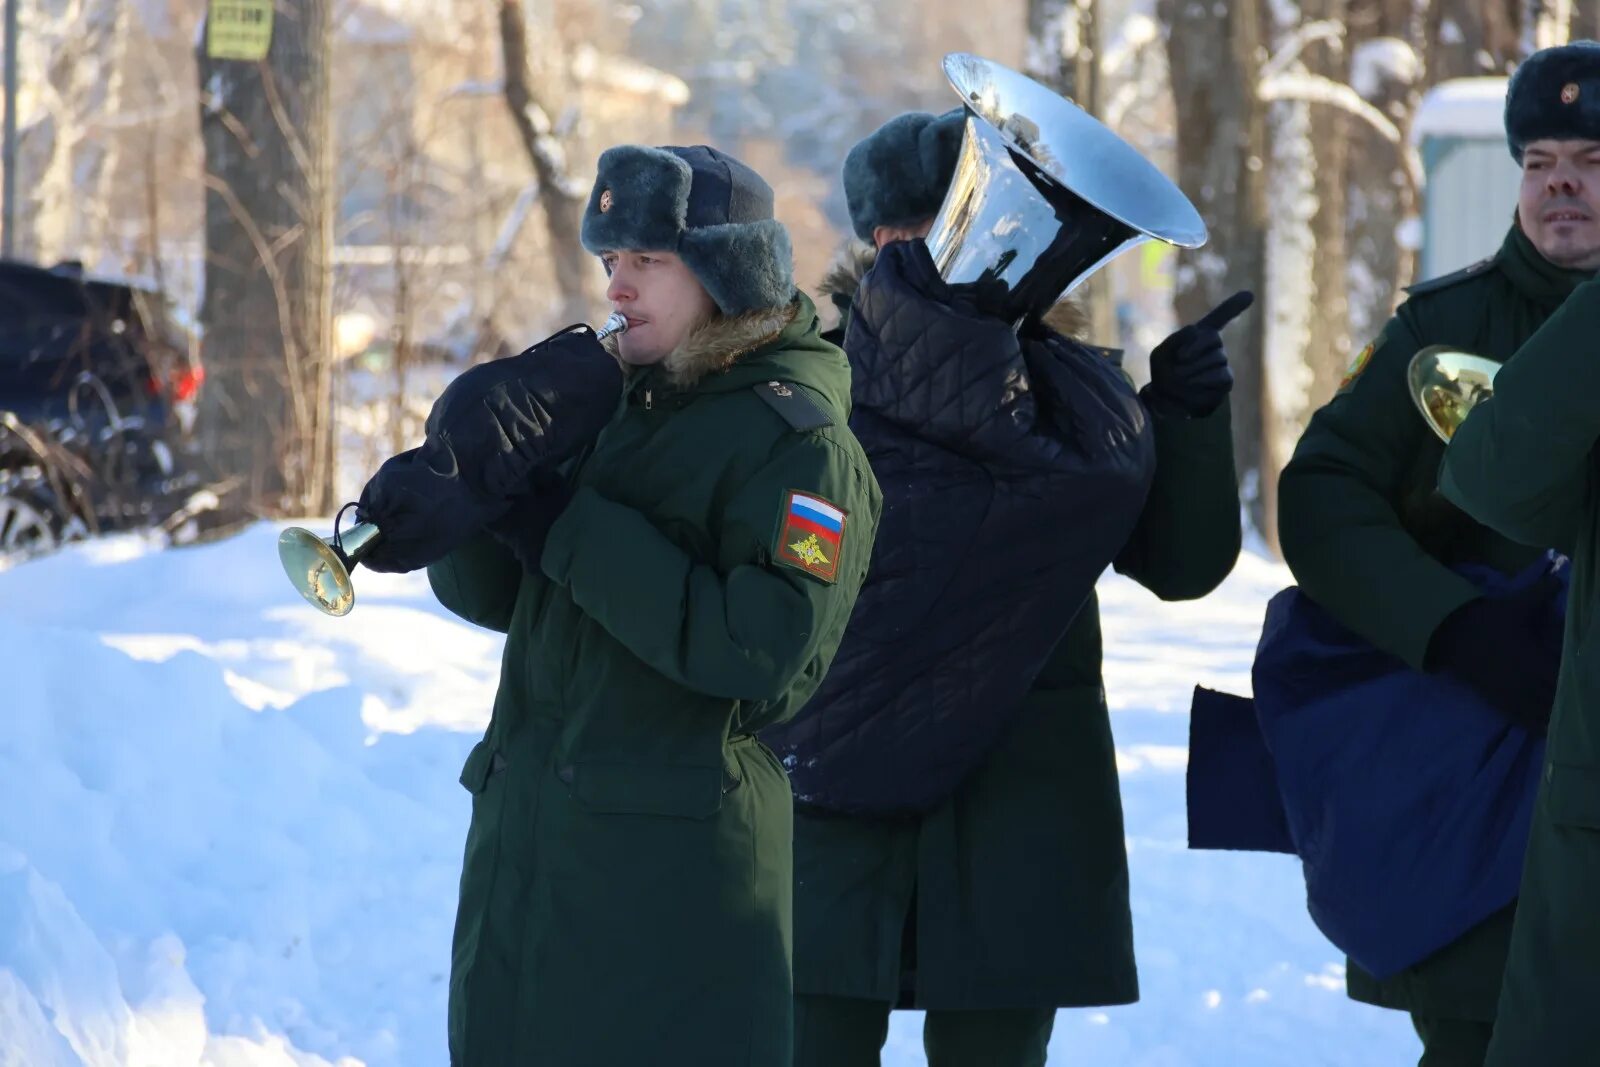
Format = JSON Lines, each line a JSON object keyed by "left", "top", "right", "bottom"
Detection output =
{"left": 430, "top": 294, "right": 881, "bottom": 1067}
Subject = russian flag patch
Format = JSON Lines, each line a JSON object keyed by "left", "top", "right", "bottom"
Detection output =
{"left": 775, "top": 490, "right": 847, "bottom": 584}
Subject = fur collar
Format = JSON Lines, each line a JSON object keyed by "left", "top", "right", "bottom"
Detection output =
{"left": 815, "top": 238, "right": 1089, "bottom": 341}
{"left": 1038, "top": 295, "right": 1088, "bottom": 340}
{"left": 602, "top": 301, "right": 800, "bottom": 390}
{"left": 818, "top": 239, "right": 879, "bottom": 304}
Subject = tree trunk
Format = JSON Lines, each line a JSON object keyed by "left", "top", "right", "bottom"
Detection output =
{"left": 1303, "top": 0, "right": 1354, "bottom": 411}
{"left": 197, "top": 0, "right": 335, "bottom": 515}
{"left": 1426, "top": 0, "right": 1525, "bottom": 78}
{"left": 500, "top": 0, "right": 592, "bottom": 327}
{"left": 1345, "top": 0, "right": 1423, "bottom": 347}
{"left": 1162, "top": 0, "right": 1274, "bottom": 548}
{"left": 1527, "top": 0, "right": 1574, "bottom": 48}
{"left": 1573, "top": 0, "right": 1600, "bottom": 41}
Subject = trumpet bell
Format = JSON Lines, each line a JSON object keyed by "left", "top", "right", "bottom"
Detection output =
{"left": 1407, "top": 346, "right": 1501, "bottom": 443}
{"left": 278, "top": 521, "right": 382, "bottom": 617}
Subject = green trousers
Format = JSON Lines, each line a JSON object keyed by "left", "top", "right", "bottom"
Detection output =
{"left": 795, "top": 995, "right": 1055, "bottom": 1067}
{"left": 1413, "top": 1013, "right": 1493, "bottom": 1067}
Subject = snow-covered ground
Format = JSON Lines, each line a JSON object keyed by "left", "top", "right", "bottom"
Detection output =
{"left": 0, "top": 526, "right": 1418, "bottom": 1065}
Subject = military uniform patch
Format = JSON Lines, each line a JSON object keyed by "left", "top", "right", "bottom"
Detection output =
{"left": 1340, "top": 339, "right": 1377, "bottom": 392}
{"left": 776, "top": 490, "right": 847, "bottom": 584}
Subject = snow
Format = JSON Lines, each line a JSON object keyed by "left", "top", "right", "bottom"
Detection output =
{"left": 0, "top": 528, "right": 1421, "bottom": 1064}
{"left": 1350, "top": 38, "right": 1421, "bottom": 99}
{"left": 1259, "top": 73, "right": 1402, "bottom": 145}
{"left": 1412, "top": 78, "right": 1511, "bottom": 142}
{"left": 1100, "top": 12, "right": 1161, "bottom": 77}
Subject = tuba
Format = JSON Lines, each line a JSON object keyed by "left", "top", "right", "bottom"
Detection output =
{"left": 278, "top": 312, "right": 629, "bottom": 616}
{"left": 924, "top": 53, "right": 1208, "bottom": 329}
{"left": 1407, "top": 345, "right": 1500, "bottom": 443}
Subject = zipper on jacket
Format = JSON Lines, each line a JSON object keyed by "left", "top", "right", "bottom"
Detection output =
{"left": 644, "top": 388, "right": 653, "bottom": 410}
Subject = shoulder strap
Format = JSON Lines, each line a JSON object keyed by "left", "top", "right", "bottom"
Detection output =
{"left": 1403, "top": 255, "right": 1496, "bottom": 297}
{"left": 752, "top": 380, "right": 833, "bottom": 433}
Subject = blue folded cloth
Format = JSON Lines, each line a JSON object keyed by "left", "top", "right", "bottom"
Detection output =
{"left": 1187, "top": 554, "right": 1561, "bottom": 978}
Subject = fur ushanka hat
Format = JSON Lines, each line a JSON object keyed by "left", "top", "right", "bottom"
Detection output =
{"left": 1506, "top": 40, "right": 1600, "bottom": 162}
{"left": 580, "top": 144, "right": 795, "bottom": 316}
{"left": 841, "top": 108, "right": 966, "bottom": 242}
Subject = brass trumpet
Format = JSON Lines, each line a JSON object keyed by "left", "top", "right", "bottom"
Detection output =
{"left": 1407, "top": 345, "right": 1501, "bottom": 443}
{"left": 278, "top": 312, "right": 629, "bottom": 616}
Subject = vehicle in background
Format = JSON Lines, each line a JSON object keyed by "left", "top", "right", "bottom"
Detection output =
{"left": 0, "top": 259, "right": 214, "bottom": 566}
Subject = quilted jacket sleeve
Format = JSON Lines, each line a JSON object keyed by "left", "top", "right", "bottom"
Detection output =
{"left": 846, "top": 240, "right": 1135, "bottom": 468}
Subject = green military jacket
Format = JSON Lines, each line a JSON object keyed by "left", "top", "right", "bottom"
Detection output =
{"left": 430, "top": 293, "right": 881, "bottom": 1067}
{"left": 1440, "top": 260, "right": 1600, "bottom": 1063}
{"left": 1279, "top": 223, "right": 1593, "bottom": 1020}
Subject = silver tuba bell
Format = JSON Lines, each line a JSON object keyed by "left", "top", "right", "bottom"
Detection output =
{"left": 925, "top": 53, "right": 1208, "bottom": 329}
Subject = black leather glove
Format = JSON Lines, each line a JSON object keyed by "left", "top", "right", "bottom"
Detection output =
{"left": 485, "top": 470, "right": 574, "bottom": 574}
{"left": 1144, "top": 290, "right": 1254, "bottom": 419}
{"left": 1425, "top": 574, "right": 1565, "bottom": 734}
{"left": 354, "top": 448, "right": 497, "bottom": 574}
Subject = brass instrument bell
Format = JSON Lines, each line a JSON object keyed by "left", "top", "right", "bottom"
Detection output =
{"left": 277, "top": 313, "right": 627, "bottom": 617}
{"left": 1407, "top": 345, "right": 1501, "bottom": 443}
{"left": 278, "top": 519, "right": 383, "bottom": 617}
{"left": 924, "top": 53, "right": 1208, "bottom": 329}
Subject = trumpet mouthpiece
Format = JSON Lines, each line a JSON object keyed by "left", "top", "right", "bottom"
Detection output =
{"left": 596, "top": 312, "right": 629, "bottom": 340}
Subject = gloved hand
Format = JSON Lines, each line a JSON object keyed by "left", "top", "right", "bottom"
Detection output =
{"left": 355, "top": 448, "right": 496, "bottom": 574}
{"left": 486, "top": 470, "right": 574, "bottom": 574}
{"left": 1425, "top": 574, "right": 1566, "bottom": 734}
{"left": 1143, "top": 290, "right": 1254, "bottom": 419}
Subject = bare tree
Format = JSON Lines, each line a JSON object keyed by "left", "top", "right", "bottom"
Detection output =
{"left": 1263, "top": 8, "right": 1355, "bottom": 412}
{"left": 500, "top": 0, "right": 592, "bottom": 326}
{"left": 196, "top": 0, "right": 335, "bottom": 515}
{"left": 1426, "top": 0, "right": 1526, "bottom": 77}
{"left": 1344, "top": 1, "right": 1425, "bottom": 347}
{"left": 1162, "top": 0, "right": 1274, "bottom": 547}
{"left": 1574, "top": 0, "right": 1600, "bottom": 40}
{"left": 1527, "top": 0, "right": 1575, "bottom": 46}
{"left": 12, "top": 0, "right": 131, "bottom": 266}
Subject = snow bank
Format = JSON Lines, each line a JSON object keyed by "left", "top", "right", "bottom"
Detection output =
{"left": 0, "top": 528, "right": 1418, "bottom": 1064}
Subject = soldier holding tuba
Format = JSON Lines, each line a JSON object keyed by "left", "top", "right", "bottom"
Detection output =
{"left": 762, "top": 55, "right": 1248, "bottom": 1067}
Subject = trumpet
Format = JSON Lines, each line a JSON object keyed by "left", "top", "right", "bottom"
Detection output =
{"left": 278, "top": 312, "right": 629, "bottom": 616}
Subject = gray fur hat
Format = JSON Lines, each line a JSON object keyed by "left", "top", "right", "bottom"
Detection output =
{"left": 580, "top": 144, "right": 795, "bottom": 316}
{"left": 842, "top": 108, "right": 966, "bottom": 241}
{"left": 1506, "top": 40, "right": 1600, "bottom": 162}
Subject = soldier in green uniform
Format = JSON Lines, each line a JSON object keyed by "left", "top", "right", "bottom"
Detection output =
{"left": 427, "top": 144, "right": 881, "bottom": 1067}
{"left": 1278, "top": 41, "right": 1600, "bottom": 1066}
{"left": 773, "top": 110, "right": 1244, "bottom": 1067}
{"left": 1438, "top": 40, "right": 1600, "bottom": 1067}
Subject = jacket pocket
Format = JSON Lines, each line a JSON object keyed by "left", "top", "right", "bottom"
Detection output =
{"left": 558, "top": 760, "right": 725, "bottom": 819}
{"left": 1548, "top": 762, "right": 1600, "bottom": 829}
{"left": 459, "top": 738, "right": 507, "bottom": 795}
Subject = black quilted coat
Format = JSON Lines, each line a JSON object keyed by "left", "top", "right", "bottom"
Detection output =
{"left": 762, "top": 240, "right": 1156, "bottom": 815}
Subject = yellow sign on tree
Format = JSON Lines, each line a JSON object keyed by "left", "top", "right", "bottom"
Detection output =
{"left": 206, "top": 0, "right": 275, "bottom": 61}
